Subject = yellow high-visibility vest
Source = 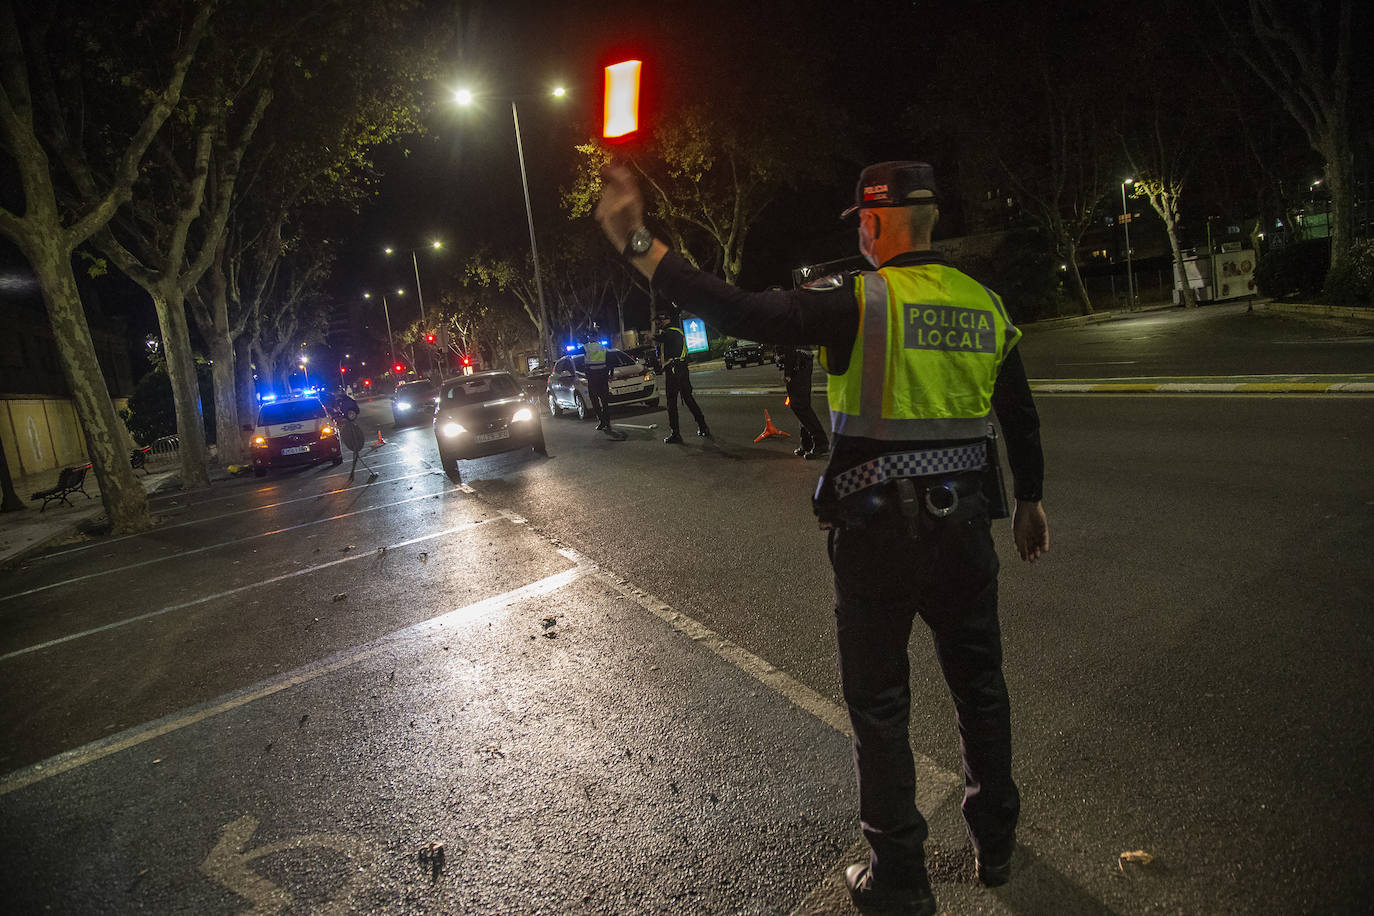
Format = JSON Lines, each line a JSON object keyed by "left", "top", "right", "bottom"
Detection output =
{"left": 584, "top": 341, "right": 607, "bottom": 367}
{"left": 820, "top": 263, "right": 1020, "bottom": 440}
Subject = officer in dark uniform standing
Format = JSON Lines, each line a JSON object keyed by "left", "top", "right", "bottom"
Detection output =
{"left": 597, "top": 161, "right": 1050, "bottom": 915}
{"left": 653, "top": 310, "right": 711, "bottom": 444}
{"left": 775, "top": 345, "right": 829, "bottom": 459}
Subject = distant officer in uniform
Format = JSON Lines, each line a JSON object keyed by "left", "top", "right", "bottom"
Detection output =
{"left": 597, "top": 161, "right": 1050, "bottom": 915}
{"left": 583, "top": 334, "right": 612, "bottom": 430}
{"left": 775, "top": 345, "right": 828, "bottom": 459}
{"left": 654, "top": 310, "right": 711, "bottom": 444}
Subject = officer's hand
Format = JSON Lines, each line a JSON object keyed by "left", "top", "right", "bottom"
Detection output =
{"left": 1012, "top": 499, "right": 1049, "bottom": 562}
{"left": 594, "top": 163, "right": 643, "bottom": 253}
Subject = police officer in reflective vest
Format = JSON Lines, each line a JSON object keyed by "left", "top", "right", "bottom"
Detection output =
{"left": 583, "top": 334, "right": 612, "bottom": 430}
{"left": 597, "top": 160, "right": 1050, "bottom": 915}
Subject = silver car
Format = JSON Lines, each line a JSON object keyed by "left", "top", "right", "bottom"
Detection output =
{"left": 546, "top": 349, "right": 658, "bottom": 420}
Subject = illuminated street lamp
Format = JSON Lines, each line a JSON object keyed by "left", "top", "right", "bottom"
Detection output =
{"left": 455, "top": 85, "right": 566, "bottom": 366}
{"left": 299, "top": 355, "right": 310, "bottom": 390}
{"left": 365, "top": 290, "right": 406, "bottom": 376}
{"left": 1120, "top": 178, "right": 1137, "bottom": 309}
{"left": 384, "top": 240, "right": 442, "bottom": 323}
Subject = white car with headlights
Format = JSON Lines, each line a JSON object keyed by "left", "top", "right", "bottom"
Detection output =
{"left": 433, "top": 371, "right": 547, "bottom": 482}
{"left": 546, "top": 348, "right": 658, "bottom": 420}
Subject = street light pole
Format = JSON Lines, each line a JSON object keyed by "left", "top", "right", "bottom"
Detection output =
{"left": 512, "top": 99, "right": 552, "bottom": 368}
{"left": 1121, "top": 179, "right": 1136, "bottom": 309}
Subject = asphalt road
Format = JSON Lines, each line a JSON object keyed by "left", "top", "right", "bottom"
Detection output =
{"left": 1, "top": 305, "right": 1371, "bottom": 915}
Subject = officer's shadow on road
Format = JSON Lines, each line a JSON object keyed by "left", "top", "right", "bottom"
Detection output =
{"left": 926, "top": 842, "right": 1129, "bottom": 916}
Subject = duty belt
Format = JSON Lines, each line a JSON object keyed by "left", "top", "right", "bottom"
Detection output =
{"left": 831, "top": 441, "right": 987, "bottom": 500}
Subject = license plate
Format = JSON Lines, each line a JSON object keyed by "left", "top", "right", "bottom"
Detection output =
{"left": 475, "top": 430, "right": 510, "bottom": 443}
{"left": 280, "top": 445, "right": 310, "bottom": 455}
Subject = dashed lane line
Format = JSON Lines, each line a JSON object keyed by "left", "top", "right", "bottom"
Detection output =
{"left": 0, "top": 487, "right": 453, "bottom": 605}
{"left": 0, "top": 562, "right": 583, "bottom": 797}
{"left": 492, "top": 508, "right": 963, "bottom": 808}
{"left": 143, "top": 456, "right": 420, "bottom": 506}
{"left": 0, "top": 519, "right": 495, "bottom": 663}
{"left": 36, "top": 469, "right": 439, "bottom": 561}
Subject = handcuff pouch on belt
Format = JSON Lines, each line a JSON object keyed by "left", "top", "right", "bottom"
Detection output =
{"left": 813, "top": 439, "right": 998, "bottom": 530}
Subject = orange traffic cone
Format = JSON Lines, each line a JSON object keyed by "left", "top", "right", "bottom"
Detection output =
{"left": 754, "top": 409, "right": 791, "bottom": 442}
{"left": 374, "top": 429, "right": 386, "bottom": 447}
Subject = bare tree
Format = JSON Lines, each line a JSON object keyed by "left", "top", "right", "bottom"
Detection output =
{"left": 1231, "top": 0, "right": 1355, "bottom": 272}
{"left": 0, "top": 0, "right": 215, "bottom": 532}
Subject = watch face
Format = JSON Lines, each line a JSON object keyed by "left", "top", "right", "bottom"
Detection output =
{"left": 631, "top": 228, "right": 652, "bottom": 254}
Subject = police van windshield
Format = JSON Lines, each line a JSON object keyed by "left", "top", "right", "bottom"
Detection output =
{"left": 258, "top": 399, "right": 327, "bottom": 425}
{"left": 443, "top": 374, "right": 521, "bottom": 405}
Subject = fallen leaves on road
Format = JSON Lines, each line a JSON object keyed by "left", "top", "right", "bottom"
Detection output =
{"left": 332, "top": 593, "right": 347, "bottom": 602}
{"left": 541, "top": 617, "right": 557, "bottom": 629}
{"left": 1119, "top": 850, "right": 1154, "bottom": 872}
{"left": 418, "top": 551, "right": 428, "bottom": 563}
{"left": 418, "top": 842, "right": 445, "bottom": 882}
{"left": 341, "top": 545, "right": 355, "bottom": 552}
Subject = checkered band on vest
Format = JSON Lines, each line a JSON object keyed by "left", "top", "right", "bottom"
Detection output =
{"left": 832, "top": 441, "right": 988, "bottom": 499}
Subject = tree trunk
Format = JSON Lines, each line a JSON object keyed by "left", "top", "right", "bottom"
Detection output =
{"left": 0, "top": 430, "right": 24, "bottom": 512}
{"left": 234, "top": 336, "right": 257, "bottom": 431}
{"left": 208, "top": 335, "right": 243, "bottom": 464}
{"left": 1056, "top": 227, "right": 1094, "bottom": 314}
{"left": 1162, "top": 220, "right": 1199, "bottom": 309}
{"left": 1067, "top": 258, "right": 1094, "bottom": 315}
{"left": 1320, "top": 124, "right": 1354, "bottom": 274}
{"left": 149, "top": 288, "right": 212, "bottom": 486}
{"left": 30, "top": 244, "right": 151, "bottom": 532}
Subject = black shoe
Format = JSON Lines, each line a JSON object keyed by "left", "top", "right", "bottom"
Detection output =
{"left": 804, "top": 446, "right": 829, "bottom": 460}
{"left": 696, "top": 425, "right": 711, "bottom": 438}
{"left": 663, "top": 433, "right": 684, "bottom": 444}
{"left": 975, "top": 848, "right": 1013, "bottom": 887}
{"left": 794, "top": 446, "right": 809, "bottom": 457}
{"left": 844, "top": 865, "right": 936, "bottom": 915}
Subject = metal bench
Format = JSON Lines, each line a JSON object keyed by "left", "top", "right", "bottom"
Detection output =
{"left": 30, "top": 464, "right": 92, "bottom": 512}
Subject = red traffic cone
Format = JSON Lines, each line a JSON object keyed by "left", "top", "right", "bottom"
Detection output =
{"left": 374, "top": 429, "right": 386, "bottom": 447}
{"left": 754, "top": 409, "right": 791, "bottom": 442}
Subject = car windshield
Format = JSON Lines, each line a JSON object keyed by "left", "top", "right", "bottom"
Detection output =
{"left": 397, "top": 383, "right": 435, "bottom": 400}
{"left": 571, "top": 351, "right": 635, "bottom": 372}
{"left": 258, "top": 400, "right": 326, "bottom": 425}
{"left": 443, "top": 374, "right": 521, "bottom": 405}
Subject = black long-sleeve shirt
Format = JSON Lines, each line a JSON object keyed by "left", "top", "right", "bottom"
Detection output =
{"left": 652, "top": 249, "right": 1044, "bottom": 501}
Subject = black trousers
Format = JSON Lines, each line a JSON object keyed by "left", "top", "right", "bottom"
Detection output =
{"left": 586, "top": 368, "right": 610, "bottom": 425}
{"left": 829, "top": 490, "right": 1018, "bottom": 886}
{"left": 786, "top": 381, "right": 828, "bottom": 452}
{"left": 664, "top": 365, "right": 706, "bottom": 433}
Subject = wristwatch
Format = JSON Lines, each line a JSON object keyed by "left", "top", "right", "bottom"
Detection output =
{"left": 623, "top": 226, "right": 653, "bottom": 259}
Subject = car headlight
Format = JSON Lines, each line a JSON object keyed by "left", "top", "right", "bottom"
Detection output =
{"left": 397, "top": 401, "right": 412, "bottom": 411}
{"left": 511, "top": 407, "right": 533, "bottom": 423}
{"left": 319, "top": 426, "right": 335, "bottom": 437}
{"left": 440, "top": 422, "right": 465, "bottom": 437}
{"left": 252, "top": 436, "right": 266, "bottom": 447}
{"left": 643, "top": 372, "right": 653, "bottom": 382}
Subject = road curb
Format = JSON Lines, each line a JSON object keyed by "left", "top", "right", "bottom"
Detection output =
{"left": 1261, "top": 301, "right": 1374, "bottom": 322}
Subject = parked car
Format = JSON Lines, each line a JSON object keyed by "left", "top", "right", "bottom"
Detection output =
{"left": 434, "top": 371, "right": 546, "bottom": 482}
{"left": 248, "top": 397, "right": 342, "bottom": 477}
{"left": 546, "top": 349, "right": 658, "bottom": 420}
{"left": 392, "top": 378, "right": 438, "bottom": 427}
{"left": 724, "top": 339, "right": 768, "bottom": 369}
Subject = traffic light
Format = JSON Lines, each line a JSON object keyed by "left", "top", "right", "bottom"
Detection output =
{"left": 603, "top": 60, "right": 641, "bottom": 139}
{"left": 461, "top": 355, "right": 471, "bottom": 367}
{"left": 339, "top": 366, "right": 348, "bottom": 373}
{"left": 363, "top": 378, "right": 372, "bottom": 387}
{"left": 425, "top": 332, "right": 436, "bottom": 345}
{"left": 394, "top": 363, "right": 405, "bottom": 373}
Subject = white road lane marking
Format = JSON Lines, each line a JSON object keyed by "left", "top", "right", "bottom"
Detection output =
{"left": 0, "top": 521, "right": 495, "bottom": 662}
{"left": 35, "top": 469, "right": 439, "bottom": 560}
{"left": 0, "top": 565, "right": 583, "bottom": 796}
{"left": 0, "top": 488, "right": 453, "bottom": 605}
